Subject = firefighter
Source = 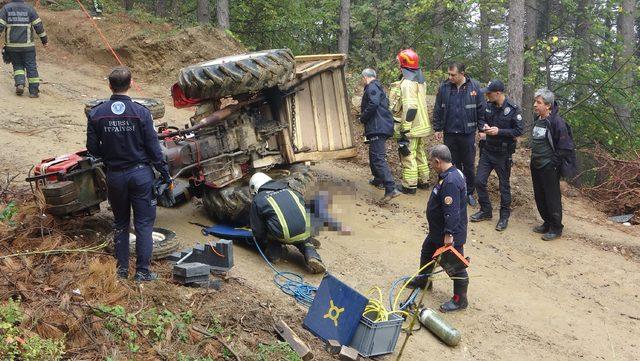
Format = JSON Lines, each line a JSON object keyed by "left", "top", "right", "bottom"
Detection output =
{"left": 86, "top": 67, "right": 171, "bottom": 281}
{"left": 471, "top": 80, "right": 523, "bottom": 231}
{"left": 0, "top": 0, "right": 48, "bottom": 98}
{"left": 394, "top": 49, "right": 432, "bottom": 194}
{"left": 249, "top": 172, "right": 326, "bottom": 274}
{"left": 433, "top": 62, "right": 487, "bottom": 206}
{"left": 408, "top": 144, "right": 469, "bottom": 312}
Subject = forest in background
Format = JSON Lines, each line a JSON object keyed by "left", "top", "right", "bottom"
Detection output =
{"left": 53, "top": 0, "right": 639, "bottom": 154}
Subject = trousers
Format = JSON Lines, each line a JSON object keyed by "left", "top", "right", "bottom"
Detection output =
{"left": 400, "top": 137, "right": 429, "bottom": 188}
{"left": 531, "top": 163, "right": 563, "bottom": 232}
{"left": 368, "top": 136, "right": 396, "bottom": 194}
{"left": 8, "top": 50, "right": 40, "bottom": 94}
{"left": 444, "top": 133, "right": 476, "bottom": 195}
{"left": 107, "top": 164, "right": 156, "bottom": 273}
{"left": 475, "top": 150, "right": 512, "bottom": 218}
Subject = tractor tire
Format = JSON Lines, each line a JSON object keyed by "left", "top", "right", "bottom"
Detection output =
{"left": 128, "top": 227, "right": 180, "bottom": 260}
{"left": 84, "top": 98, "right": 165, "bottom": 119}
{"left": 202, "top": 165, "right": 316, "bottom": 225}
{"left": 177, "top": 49, "right": 296, "bottom": 100}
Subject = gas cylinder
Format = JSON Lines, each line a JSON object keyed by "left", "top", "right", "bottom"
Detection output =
{"left": 418, "top": 308, "right": 461, "bottom": 346}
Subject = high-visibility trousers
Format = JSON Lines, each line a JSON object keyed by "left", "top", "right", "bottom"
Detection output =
{"left": 400, "top": 137, "right": 429, "bottom": 188}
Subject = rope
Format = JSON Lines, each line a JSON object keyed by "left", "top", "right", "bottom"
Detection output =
{"left": 72, "top": 0, "right": 145, "bottom": 95}
{"left": 253, "top": 238, "right": 317, "bottom": 307}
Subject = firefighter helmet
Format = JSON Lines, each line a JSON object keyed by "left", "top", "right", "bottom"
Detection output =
{"left": 397, "top": 49, "right": 420, "bottom": 70}
{"left": 249, "top": 172, "right": 273, "bottom": 195}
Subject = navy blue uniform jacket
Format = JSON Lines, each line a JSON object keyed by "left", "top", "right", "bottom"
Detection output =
{"left": 86, "top": 94, "right": 169, "bottom": 178}
{"left": 360, "top": 80, "right": 394, "bottom": 138}
{"left": 426, "top": 166, "right": 468, "bottom": 246}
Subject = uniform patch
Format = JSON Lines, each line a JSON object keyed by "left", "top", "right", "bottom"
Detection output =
{"left": 517, "top": 114, "right": 522, "bottom": 120}
{"left": 370, "top": 90, "right": 377, "bottom": 96}
{"left": 504, "top": 107, "right": 511, "bottom": 115}
{"left": 111, "top": 101, "right": 126, "bottom": 115}
{"left": 444, "top": 196, "right": 453, "bottom": 205}
{"left": 470, "top": 90, "right": 477, "bottom": 96}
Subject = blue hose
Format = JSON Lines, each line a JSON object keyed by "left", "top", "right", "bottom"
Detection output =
{"left": 253, "top": 238, "right": 317, "bottom": 307}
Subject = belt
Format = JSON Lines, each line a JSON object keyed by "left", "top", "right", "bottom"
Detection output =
{"left": 107, "top": 163, "right": 147, "bottom": 172}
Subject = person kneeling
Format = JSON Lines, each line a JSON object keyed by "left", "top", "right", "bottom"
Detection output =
{"left": 249, "top": 172, "right": 326, "bottom": 274}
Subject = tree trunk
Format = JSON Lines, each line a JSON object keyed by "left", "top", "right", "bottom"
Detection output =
{"left": 479, "top": 1, "right": 491, "bottom": 82}
{"left": 123, "top": 0, "right": 134, "bottom": 11}
{"left": 216, "top": 0, "right": 230, "bottom": 30}
{"left": 613, "top": 0, "right": 636, "bottom": 133}
{"left": 338, "top": 0, "right": 350, "bottom": 55}
{"left": 522, "top": 0, "right": 540, "bottom": 135}
{"left": 571, "top": 0, "right": 594, "bottom": 100}
{"left": 507, "top": 0, "right": 525, "bottom": 106}
{"left": 432, "top": 3, "right": 446, "bottom": 70}
{"left": 155, "top": 0, "right": 167, "bottom": 17}
{"left": 197, "top": 0, "right": 211, "bottom": 25}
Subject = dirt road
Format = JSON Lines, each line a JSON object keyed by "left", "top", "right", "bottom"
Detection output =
{"left": 2, "top": 9, "right": 639, "bottom": 360}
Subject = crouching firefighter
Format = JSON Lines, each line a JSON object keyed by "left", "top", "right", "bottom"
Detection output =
{"left": 0, "top": 0, "right": 48, "bottom": 97}
{"left": 249, "top": 172, "right": 326, "bottom": 274}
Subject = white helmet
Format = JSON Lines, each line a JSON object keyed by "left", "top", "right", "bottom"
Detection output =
{"left": 249, "top": 172, "right": 272, "bottom": 195}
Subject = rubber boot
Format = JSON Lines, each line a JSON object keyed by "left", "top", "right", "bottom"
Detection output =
{"left": 15, "top": 84, "right": 24, "bottom": 96}
{"left": 299, "top": 243, "right": 326, "bottom": 274}
{"left": 440, "top": 278, "right": 468, "bottom": 312}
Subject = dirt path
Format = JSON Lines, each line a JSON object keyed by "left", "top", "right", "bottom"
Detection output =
{"left": 1, "top": 10, "right": 639, "bottom": 360}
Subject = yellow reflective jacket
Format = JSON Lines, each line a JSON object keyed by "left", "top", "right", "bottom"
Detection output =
{"left": 388, "top": 81, "right": 402, "bottom": 139}
{"left": 400, "top": 79, "right": 431, "bottom": 138}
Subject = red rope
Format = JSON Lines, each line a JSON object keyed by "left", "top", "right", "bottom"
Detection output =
{"left": 72, "top": 0, "right": 145, "bottom": 95}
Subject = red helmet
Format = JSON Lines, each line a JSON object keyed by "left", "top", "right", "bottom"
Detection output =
{"left": 397, "top": 49, "right": 420, "bottom": 70}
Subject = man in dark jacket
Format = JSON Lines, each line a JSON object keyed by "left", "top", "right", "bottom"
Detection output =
{"left": 0, "top": 0, "right": 48, "bottom": 97}
{"left": 360, "top": 68, "right": 401, "bottom": 202}
{"left": 249, "top": 172, "right": 326, "bottom": 274}
{"left": 87, "top": 67, "right": 171, "bottom": 281}
{"left": 471, "top": 80, "right": 524, "bottom": 231}
{"left": 433, "top": 62, "right": 487, "bottom": 206}
{"left": 408, "top": 144, "right": 469, "bottom": 312}
{"left": 530, "top": 88, "right": 575, "bottom": 241}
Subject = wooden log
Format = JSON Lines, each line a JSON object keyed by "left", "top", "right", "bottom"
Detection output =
{"left": 274, "top": 320, "right": 314, "bottom": 361}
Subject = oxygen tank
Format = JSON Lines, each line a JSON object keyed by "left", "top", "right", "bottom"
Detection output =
{"left": 418, "top": 308, "right": 461, "bottom": 346}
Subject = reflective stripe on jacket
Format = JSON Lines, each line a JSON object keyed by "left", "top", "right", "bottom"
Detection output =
{"left": 0, "top": 0, "right": 47, "bottom": 52}
{"left": 250, "top": 181, "right": 311, "bottom": 244}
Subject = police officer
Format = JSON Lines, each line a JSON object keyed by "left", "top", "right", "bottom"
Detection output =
{"left": 393, "top": 49, "right": 432, "bottom": 194}
{"left": 470, "top": 80, "right": 523, "bottom": 231}
{"left": 0, "top": 0, "right": 48, "bottom": 97}
{"left": 86, "top": 67, "right": 170, "bottom": 281}
{"left": 433, "top": 62, "right": 486, "bottom": 206}
{"left": 249, "top": 172, "right": 326, "bottom": 274}
{"left": 408, "top": 145, "right": 469, "bottom": 312}
{"left": 360, "top": 68, "right": 401, "bottom": 202}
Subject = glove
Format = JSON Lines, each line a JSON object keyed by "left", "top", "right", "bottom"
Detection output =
{"left": 2, "top": 46, "right": 10, "bottom": 64}
{"left": 398, "top": 132, "right": 411, "bottom": 157}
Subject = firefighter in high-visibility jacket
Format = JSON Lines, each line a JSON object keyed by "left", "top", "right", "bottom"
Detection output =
{"left": 0, "top": 0, "right": 48, "bottom": 97}
{"left": 394, "top": 49, "right": 432, "bottom": 194}
{"left": 249, "top": 172, "right": 326, "bottom": 274}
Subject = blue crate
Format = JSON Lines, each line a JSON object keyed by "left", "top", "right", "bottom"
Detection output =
{"left": 349, "top": 311, "right": 403, "bottom": 357}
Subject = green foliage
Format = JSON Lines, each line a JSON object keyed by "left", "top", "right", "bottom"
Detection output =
{"left": 94, "top": 304, "right": 196, "bottom": 355}
{"left": 0, "top": 299, "right": 66, "bottom": 361}
{"left": 255, "top": 341, "right": 302, "bottom": 361}
{"left": 0, "top": 201, "right": 17, "bottom": 224}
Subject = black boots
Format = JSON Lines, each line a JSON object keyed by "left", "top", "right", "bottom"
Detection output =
{"left": 439, "top": 294, "right": 468, "bottom": 312}
{"left": 300, "top": 244, "right": 326, "bottom": 274}
{"left": 398, "top": 185, "right": 417, "bottom": 195}
{"left": 470, "top": 210, "right": 492, "bottom": 222}
{"left": 134, "top": 271, "right": 158, "bottom": 282}
{"left": 440, "top": 278, "right": 469, "bottom": 312}
{"left": 495, "top": 217, "right": 509, "bottom": 231}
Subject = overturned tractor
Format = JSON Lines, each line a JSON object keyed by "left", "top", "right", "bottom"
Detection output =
{"left": 27, "top": 50, "right": 356, "bottom": 224}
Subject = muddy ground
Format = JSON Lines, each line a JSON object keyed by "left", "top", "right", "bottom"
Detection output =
{"left": 1, "top": 7, "right": 640, "bottom": 361}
